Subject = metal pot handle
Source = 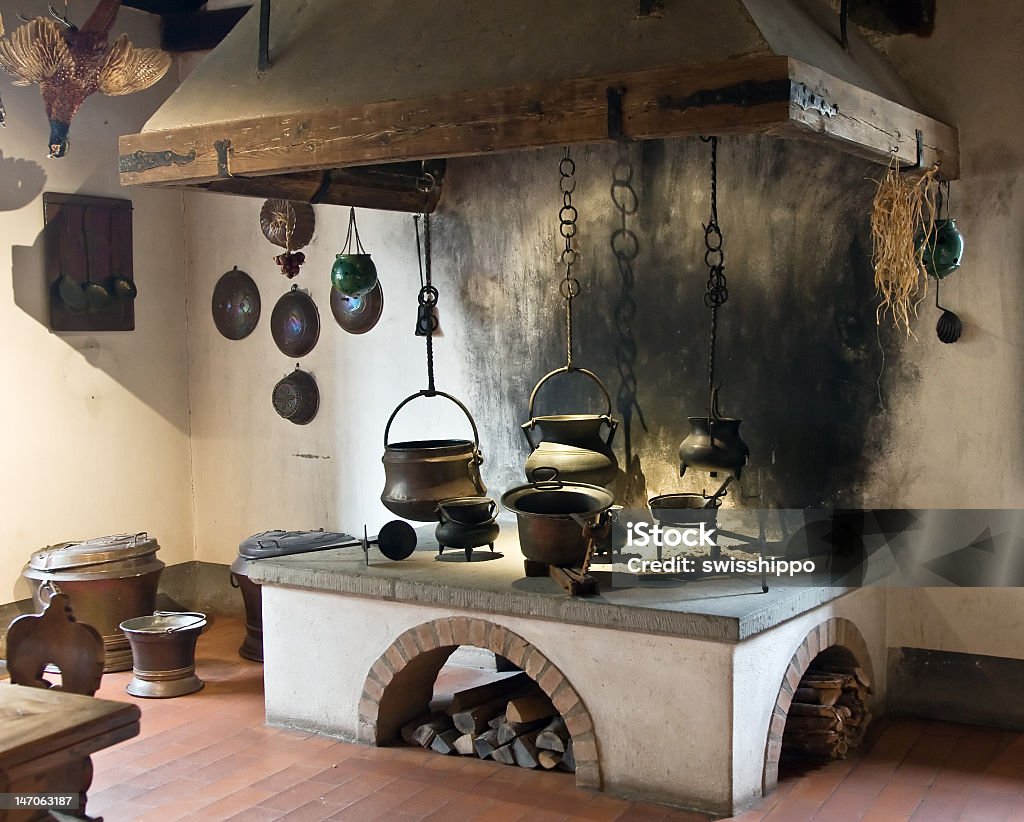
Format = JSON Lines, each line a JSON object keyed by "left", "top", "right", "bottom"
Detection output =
{"left": 383, "top": 389, "right": 481, "bottom": 450}
{"left": 526, "top": 365, "right": 614, "bottom": 420}
{"left": 153, "top": 611, "right": 207, "bottom": 633}
{"left": 436, "top": 499, "right": 498, "bottom": 527}
{"left": 39, "top": 580, "right": 62, "bottom": 605}
{"left": 529, "top": 466, "right": 563, "bottom": 489}
{"left": 229, "top": 573, "right": 240, "bottom": 589}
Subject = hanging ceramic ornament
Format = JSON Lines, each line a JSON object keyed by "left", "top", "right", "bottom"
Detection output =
{"left": 331, "top": 207, "right": 378, "bottom": 297}
{"left": 260, "top": 199, "right": 315, "bottom": 279}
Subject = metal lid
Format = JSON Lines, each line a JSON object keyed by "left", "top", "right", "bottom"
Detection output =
{"left": 238, "top": 529, "right": 352, "bottom": 559}
{"left": 29, "top": 532, "right": 160, "bottom": 572}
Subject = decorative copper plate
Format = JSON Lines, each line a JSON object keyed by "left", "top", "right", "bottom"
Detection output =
{"left": 270, "top": 285, "right": 320, "bottom": 357}
{"left": 260, "top": 199, "right": 315, "bottom": 250}
{"left": 330, "top": 279, "right": 383, "bottom": 334}
{"left": 212, "top": 266, "right": 261, "bottom": 340}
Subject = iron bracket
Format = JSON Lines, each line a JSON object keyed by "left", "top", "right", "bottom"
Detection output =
{"left": 214, "top": 139, "right": 232, "bottom": 177}
{"left": 659, "top": 79, "right": 838, "bottom": 118}
{"left": 118, "top": 148, "right": 197, "bottom": 174}
{"left": 897, "top": 128, "right": 925, "bottom": 172}
{"left": 257, "top": 0, "right": 271, "bottom": 73}
{"left": 607, "top": 86, "right": 628, "bottom": 141}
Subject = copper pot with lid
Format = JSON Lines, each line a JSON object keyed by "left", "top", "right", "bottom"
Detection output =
{"left": 23, "top": 532, "right": 164, "bottom": 672}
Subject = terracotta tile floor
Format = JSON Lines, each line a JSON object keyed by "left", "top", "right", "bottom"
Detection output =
{"left": 84, "top": 618, "right": 1024, "bottom": 821}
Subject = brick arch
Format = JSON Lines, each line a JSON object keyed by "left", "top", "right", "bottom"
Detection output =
{"left": 357, "top": 616, "right": 601, "bottom": 789}
{"left": 762, "top": 617, "right": 873, "bottom": 794}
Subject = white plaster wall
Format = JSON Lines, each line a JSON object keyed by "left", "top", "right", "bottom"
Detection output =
{"left": 262, "top": 587, "right": 735, "bottom": 813}
{"left": 0, "top": 10, "right": 191, "bottom": 602}
{"left": 869, "top": 0, "right": 1024, "bottom": 656}
{"left": 886, "top": 588, "right": 1024, "bottom": 660}
{"left": 731, "top": 588, "right": 887, "bottom": 811}
{"left": 183, "top": 197, "right": 478, "bottom": 562}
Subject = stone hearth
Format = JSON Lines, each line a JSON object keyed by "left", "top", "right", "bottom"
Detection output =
{"left": 250, "top": 525, "right": 884, "bottom": 816}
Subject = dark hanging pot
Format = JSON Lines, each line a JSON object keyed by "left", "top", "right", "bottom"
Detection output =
{"left": 381, "top": 390, "right": 486, "bottom": 522}
{"left": 521, "top": 366, "right": 619, "bottom": 487}
{"left": 272, "top": 366, "right": 319, "bottom": 425}
{"left": 679, "top": 388, "right": 750, "bottom": 479}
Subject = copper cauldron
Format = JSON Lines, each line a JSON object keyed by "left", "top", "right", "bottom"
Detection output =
{"left": 381, "top": 390, "right": 486, "bottom": 522}
{"left": 502, "top": 468, "right": 613, "bottom": 567}
{"left": 522, "top": 366, "right": 619, "bottom": 487}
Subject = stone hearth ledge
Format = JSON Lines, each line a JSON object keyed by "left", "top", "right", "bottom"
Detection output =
{"left": 247, "top": 521, "right": 849, "bottom": 642}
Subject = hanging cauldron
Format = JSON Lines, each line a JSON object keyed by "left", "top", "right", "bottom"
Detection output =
{"left": 522, "top": 366, "right": 619, "bottom": 487}
{"left": 502, "top": 468, "right": 613, "bottom": 567}
{"left": 679, "top": 389, "right": 749, "bottom": 479}
{"left": 382, "top": 390, "right": 486, "bottom": 522}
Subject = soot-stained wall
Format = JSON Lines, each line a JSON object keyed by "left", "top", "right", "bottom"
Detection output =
{"left": 435, "top": 136, "right": 894, "bottom": 509}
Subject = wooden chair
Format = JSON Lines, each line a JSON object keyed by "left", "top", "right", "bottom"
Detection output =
{"left": 6, "top": 590, "right": 105, "bottom": 696}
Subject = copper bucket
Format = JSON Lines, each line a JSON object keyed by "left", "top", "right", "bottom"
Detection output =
{"left": 120, "top": 612, "right": 206, "bottom": 698}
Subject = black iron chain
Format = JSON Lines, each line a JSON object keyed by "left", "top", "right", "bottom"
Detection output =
{"left": 559, "top": 148, "right": 581, "bottom": 369}
{"left": 701, "top": 136, "right": 728, "bottom": 399}
{"left": 413, "top": 213, "right": 439, "bottom": 394}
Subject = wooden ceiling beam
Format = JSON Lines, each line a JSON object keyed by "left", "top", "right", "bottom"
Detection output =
{"left": 118, "top": 54, "right": 959, "bottom": 194}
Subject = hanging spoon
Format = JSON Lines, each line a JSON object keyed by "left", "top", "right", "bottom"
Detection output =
{"left": 81, "top": 207, "right": 113, "bottom": 311}
{"left": 107, "top": 209, "right": 137, "bottom": 301}
{"left": 934, "top": 277, "right": 962, "bottom": 344}
{"left": 55, "top": 209, "right": 87, "bottom": 313}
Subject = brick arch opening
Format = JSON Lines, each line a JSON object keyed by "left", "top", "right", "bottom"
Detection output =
{"left": 357, "top": 616, "right": 601, "bottom": 789}
{"left": 762, "top": 617, "right": 874, "bottom": 794}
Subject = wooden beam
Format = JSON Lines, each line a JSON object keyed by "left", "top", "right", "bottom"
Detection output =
{"left": 179, "top": 161, "right": 446, "bottom": 213}
{"left": 161, "top": 8, "right": 251, "bottom": 53}
{"left": 779, "top": 59, "right": 959, "bottom": 178}
{"left": 118, "top": 55, "right": 959, "bottom": 188}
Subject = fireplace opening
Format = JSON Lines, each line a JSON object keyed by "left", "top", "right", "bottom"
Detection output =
{"left": 358, "top": 617, "right": 600, "bottom": 788}
{"left": 780, "top": 645, "right": 873, "bottom": 764}
{"left": 762, "top": 618, "right": 875, "bottom": 794}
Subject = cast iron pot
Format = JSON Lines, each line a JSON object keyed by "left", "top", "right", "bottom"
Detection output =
{"left": 381, "top": 390, "right": 486, "bottom": 522}
{"left": 502, "top": 468, "right": 613, "bottom": 567}
{"left": 648, "top": 493, "right": 720, "bottom": 526}
{"left": 435, "top": 497, "right": 500, "bottom": 559}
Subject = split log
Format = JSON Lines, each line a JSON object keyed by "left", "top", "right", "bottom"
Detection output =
{"left": 453, "top": 692, "right": 527, "bottom": 735}
{"left": 401, "top": 712, "right": 442, "bottom": 744}
{"left": 430, "top": 729, "right": 462, "bottom": 755}
{"left": 474, "top": 729, "right": 500, "bottom": 760}
{"left": 411, "top": 716, "right": 454, "bottom": 748}
{"left": 819, "top": 664, "right": 873, "bottom": 691}
{"left": 787, "top": 703, "right": 846, "bottom": 719}
{"left": 446, "top": 672, "right": 530, "bottom": 713}
{"left": 512, "top": 731, "right": 543, "bottom": 769}
{"left": 453, "top": 734, "right": 477, "bottom": 756}
{"left": 536, "top": 716, "right": 569, "bottom": 752}
{"left": 559, "top": 739, "right": 576, "bottom": 773}
{"left": 506, "top": 693, "right": 557, "bottom": 725}
{"left": 798, "top": 675, "right": 845, "bottom": 689}
{"left": 491, "top": 743, "right": 517, "bottom": 766}
{"left": 783, "top": 715, "right": 843, "bottom": 734}
{"left": 497, "top": 718, "right": 549, "bottom": 746}
{"left": 488, "top": 714, "right": 507, "bottom": 731}
{"left": 538, "top": 750, "right": 563, "bottom": 770}
{"left": 794, "top": 687, "right": 841, "bottom": 706}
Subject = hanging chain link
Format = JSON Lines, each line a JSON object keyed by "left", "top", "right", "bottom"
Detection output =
{"left": 559, "top": 148, "right": 581, "bottom": 369}
{"left": 701, "top": 136, "right": 728, "bottom": 402}
{"left": 413, "top": 214, "right": 439, "bottom": 393}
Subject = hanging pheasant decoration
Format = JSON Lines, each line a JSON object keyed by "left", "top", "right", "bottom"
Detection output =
{"left": 0, "top": 2, "right": 171, "bottom": 157}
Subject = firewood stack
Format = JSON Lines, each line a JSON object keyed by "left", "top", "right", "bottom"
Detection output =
{"left": 782, "top": 662, "right": 872, "bottom": 762}
{"left": 399, "top": 672, "right": 576, "bottom": 772}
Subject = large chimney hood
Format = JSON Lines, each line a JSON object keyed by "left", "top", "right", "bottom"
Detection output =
{"left": 118, "top": 0, "right": 959, "bottom": 211}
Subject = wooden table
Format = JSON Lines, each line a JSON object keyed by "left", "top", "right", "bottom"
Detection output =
{"left": 0, "top": 684, "right": 140, "bottom": 821}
